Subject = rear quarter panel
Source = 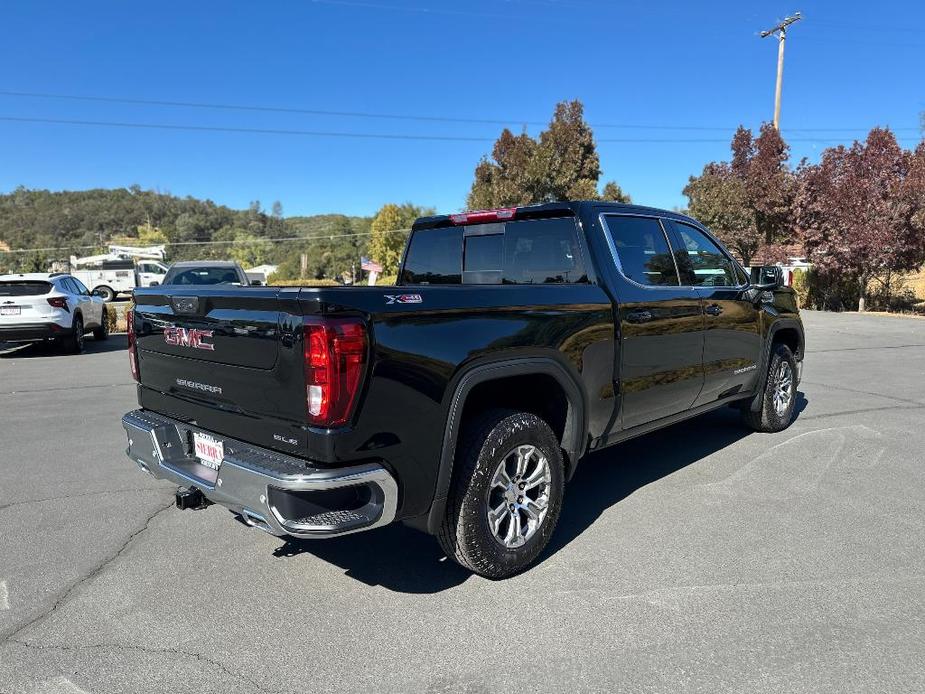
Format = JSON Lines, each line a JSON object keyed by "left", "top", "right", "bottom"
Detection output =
{"left": 300, "top": 283, "right": 615, "bottom": 519}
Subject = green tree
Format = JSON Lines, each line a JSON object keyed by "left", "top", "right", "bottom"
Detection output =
{"left": 684, "top": 164, "right": 758, "bottom": 264}
{"left": 137, "top": 222, "right": 168, "bottom": 245}
{"left": 468, "top": 129, "right": 539, "bottom": 209}
{"left": 212, "top": 227, "right": 272, "bottom": 268}
{"left": 368, "top": 204, "right": 405, "bottom": 276}
{"left": 368, "top": 203, "right": 434, "bottom": 276}
{"left": 600, "top": 181, "right": 631, "bottom": 203}
{"left": 466, "top": 100, "right": 625, "bottom": 208}
{"left": 534, "top": 100, "right": 601, "bottom": 201}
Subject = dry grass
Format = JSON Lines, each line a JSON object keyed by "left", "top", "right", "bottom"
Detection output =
{"left": 907, "top": 268, "right": 925, "bottom": 300}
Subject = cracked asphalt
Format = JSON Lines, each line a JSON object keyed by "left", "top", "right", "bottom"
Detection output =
{"left": 1, "top": 311, "right": 924, "bottom": 694}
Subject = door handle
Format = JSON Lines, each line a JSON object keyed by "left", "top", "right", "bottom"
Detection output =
{"left": 625, "top": 309, "right": 654, "bottom": 324}
{"left": 704, "top": 304, "right": 723, "bottom": 316}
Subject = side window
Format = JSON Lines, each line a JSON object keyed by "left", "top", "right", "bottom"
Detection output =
{"left": 502, "top": 218, "right": 588, "bottom": 285}
{"left": 70, "top": 277, "right": 89, "bottom": 295}
{"left": 670, "top": 222, "right": 740, "bottom": 287}
{"left": 400, "top": 227, "right": 463, "bottom": 284}
{"left": 603, "top": 216, "right": 679, "bottom": 286}
{"left": 59, "top": 278, "right": 76, "bottom": 294}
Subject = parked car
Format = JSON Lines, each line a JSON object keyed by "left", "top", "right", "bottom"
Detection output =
{"left": 0, "top": 273, "right": 108, "bottom": 352}
{"left": 119, "top": 201, "right": 804, "bottom": 578}
{"left": 161, "top": 261, "right": 253, "bottom": 286}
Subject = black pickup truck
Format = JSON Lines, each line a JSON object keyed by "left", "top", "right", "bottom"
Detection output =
{"left": 121, "top": 201, "right": 803, "bottom": 578}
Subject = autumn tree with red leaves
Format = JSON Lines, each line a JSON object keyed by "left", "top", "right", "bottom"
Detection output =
{"left": 684, "top": 124, "right": 796, "bottom": 265}
{"left": 795, "top": 129, "right": 925, "bottom": 311}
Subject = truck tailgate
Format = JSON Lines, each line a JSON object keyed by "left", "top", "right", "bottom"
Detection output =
{"left": 132, "top": 286, "right": 309, "bottom": 448}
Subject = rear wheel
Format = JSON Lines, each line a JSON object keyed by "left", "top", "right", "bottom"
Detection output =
{"left": 742, "top": 343, "right": 797, "bottom": 432}
{"left": 60, "top": 314, "right": 85, "bottom": 354}
{"left": 92, "top": 309, "right": 109, "bottom": 340}
{"left": 438, "top": 409, "right": 565, "bottom": 579}
{"left": 94, "top": 286, "right": 116, "bottom": 302}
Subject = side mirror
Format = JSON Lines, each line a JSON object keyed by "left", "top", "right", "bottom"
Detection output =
{"left": 91, "top": 288, "right": 105, "bottom": 298}
{"left": 750, "top": 265, "right": 782, "bottom": 291}
{"left": 250, "top": 280, "right": 263, "bottom": 286}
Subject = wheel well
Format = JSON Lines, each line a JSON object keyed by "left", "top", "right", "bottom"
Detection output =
{"left": 772, "top": 327, "right": 802, "bottom": 359}
{"left": 459, "top": 373, "right": 572, "bottom": 470}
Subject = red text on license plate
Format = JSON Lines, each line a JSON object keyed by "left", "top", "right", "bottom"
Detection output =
{"left": 193, "top": 433, "right": 224, "bottom": 470}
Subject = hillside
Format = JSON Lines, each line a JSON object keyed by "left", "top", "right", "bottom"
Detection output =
{"left": 0, "top": 186, "right": 372, "bottom": 279}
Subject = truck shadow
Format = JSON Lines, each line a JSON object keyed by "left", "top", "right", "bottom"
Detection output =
{"left": 272, "top": 394, "right": 808, "bottom": 593}
{"left": 0, "top": 335, "right": 126, "bottom": 358}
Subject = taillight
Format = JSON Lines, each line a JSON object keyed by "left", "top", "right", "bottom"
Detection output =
{"left": 448, "top": 207, "right": 516, "bottom": 225}
{"left": 126, "top": 309, "right": 139, "bottom": 382}
{"left": 303, "top": 318, "right": 367, "bottom": 427}
{"left": 47, "top": 297, "right": 69, "bottom": 311}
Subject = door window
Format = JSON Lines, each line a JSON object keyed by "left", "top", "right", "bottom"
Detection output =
{"left": 70, "top": 277, "right": 90, "bottom": 295}
{"left": 603, "top": 216, "right": 679, "bottom": 286}
{"left": 670, "top": 222, "right": 741, "bottom": 287}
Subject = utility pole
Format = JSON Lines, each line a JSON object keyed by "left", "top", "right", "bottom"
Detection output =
{"left": 760, "top": 11, "right": 802, "bottom": 130}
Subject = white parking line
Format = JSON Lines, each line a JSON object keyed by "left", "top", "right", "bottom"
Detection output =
{"left": 0, "top": 580, "right": 8, "bottom": 610}
{"left": 32, "top": 677, "right": 92, "bottom": 694}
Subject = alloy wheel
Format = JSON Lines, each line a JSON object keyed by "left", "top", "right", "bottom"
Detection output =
{"left": 486, "top": 444, "right": 552, "bottom": 549}
{"left": 773, "top": 361, "right": 793, "bottom": 415}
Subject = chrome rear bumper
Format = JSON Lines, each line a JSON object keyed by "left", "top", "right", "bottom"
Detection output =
{"left": 121, "top": 409, "right": 397, "bottom": 538}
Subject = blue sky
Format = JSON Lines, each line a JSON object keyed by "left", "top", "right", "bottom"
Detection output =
{"left": 1, "top": 0, "right": 922, "bottom": 218}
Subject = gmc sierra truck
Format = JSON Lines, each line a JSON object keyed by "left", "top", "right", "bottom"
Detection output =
{"left": 121, "top": 201, "right": 804, "bottom": 578}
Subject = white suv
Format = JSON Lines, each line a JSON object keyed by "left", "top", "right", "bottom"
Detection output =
{"left": 0, "top": 273, "right": 108, "bottom": 353}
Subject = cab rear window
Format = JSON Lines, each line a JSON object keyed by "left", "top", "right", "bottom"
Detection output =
{"left": 0, "top": 281, "right": 52, "bottom": 296}
{"left": 401, "top": 217, "right": 588, "bottom": 285}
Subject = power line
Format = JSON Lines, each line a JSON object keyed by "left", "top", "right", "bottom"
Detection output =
{"left": 0, "top": 116, "right": 493, "bottom": 142}
{"left": 0, "top": 90, "right": 919, "bottom": 133}
{"left": 0, "top": 115, "right": 921, "bottom": 144}
{"left": 0, "top": 90, "right": 550, "bottom": 128}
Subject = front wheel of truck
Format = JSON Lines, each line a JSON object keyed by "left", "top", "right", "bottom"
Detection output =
{"left": 742, "top": 343, "right": 798, "bottom": 433}
{"left": 438, "top": 409, "right": 564, "bottom": 579}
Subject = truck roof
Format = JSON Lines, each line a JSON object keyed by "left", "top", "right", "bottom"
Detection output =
{"left": 412, "top": 200, "right": 703, "bottom": 231}
{"left": 168, "top": 260, "right": 243, "bottom": 268}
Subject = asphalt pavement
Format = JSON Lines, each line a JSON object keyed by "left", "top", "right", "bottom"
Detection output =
{"left": 0, "top": 311, "right": 923, "bottom": 693}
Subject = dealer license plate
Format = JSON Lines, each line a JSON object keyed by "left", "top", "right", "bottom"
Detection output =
{"left": 193, "top": 432, "right": 224, "bottom": 471}
{"left": 0, "top": 306, "right": 21, "bottom": 315}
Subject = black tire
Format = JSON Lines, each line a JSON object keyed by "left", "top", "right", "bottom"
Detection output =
{"left": 92, "top": 309, "right": 109, "bottom": 340}
{"left": 438, "top": 409, "right": 565, "bottom": 579}
{"left": 742, "top": 343, "right": 798, "bottom": 432}
{"left": 94, "top": 286, "right": 116, "bottom": 302}
{"left": 60, "top": 314, "right": 85, "bottom": 354}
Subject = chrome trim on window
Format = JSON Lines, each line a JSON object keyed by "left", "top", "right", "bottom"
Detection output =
{"left": 598, "top": 212, "right": 683, "bottom": 291}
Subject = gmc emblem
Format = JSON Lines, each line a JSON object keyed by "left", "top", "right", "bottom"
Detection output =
{"left": 164, "top": 326, "right": 215, "bottom": 351}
